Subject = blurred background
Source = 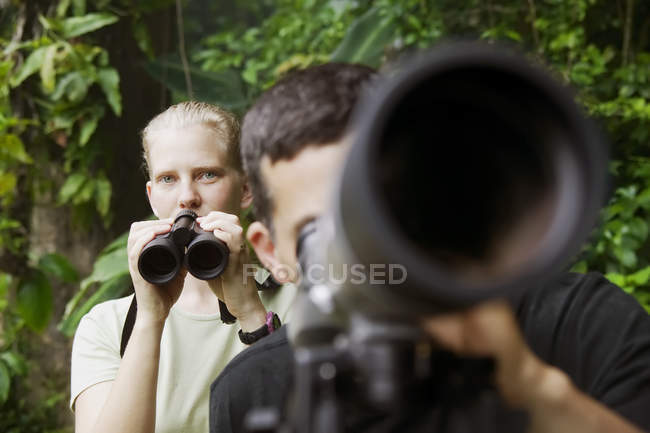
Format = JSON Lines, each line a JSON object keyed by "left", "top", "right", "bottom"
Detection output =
{"left": 0, "top": 0, "right": 649, "bottom": 431}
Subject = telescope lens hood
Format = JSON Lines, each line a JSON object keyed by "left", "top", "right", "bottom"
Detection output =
{"left": 332, "top": 42, "right": 608, "bottom": 315}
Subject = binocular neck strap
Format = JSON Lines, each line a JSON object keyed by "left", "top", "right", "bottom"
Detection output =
{"left": 119, "top": 273, "right": 281, "bottom": 357}
{"left": 119, "top": 295, "right": 237, "bottom": 357}
{"left": 120, "top": 293, "right": 138, "bottom": 358}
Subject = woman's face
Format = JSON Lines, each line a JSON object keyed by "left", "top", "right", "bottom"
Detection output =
{"left": 145, "top": 124, "right": 250, "bottom": 219}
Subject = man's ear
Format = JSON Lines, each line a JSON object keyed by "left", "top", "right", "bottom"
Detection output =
{"left": 240, "top": 178, "right": 253, "bottom": 209}
{"left": 146, "top": 181, "right": 159, "bottom": 218}
{"left": 247, "top": 221, "right": 293, "bottom": 283}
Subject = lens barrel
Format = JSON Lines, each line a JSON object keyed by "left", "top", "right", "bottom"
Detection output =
{"left": 137, "top": 210, "right": 230, "bottom": 284}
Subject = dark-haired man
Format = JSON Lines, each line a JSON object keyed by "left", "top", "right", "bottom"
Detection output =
{"left": 209, "top": 63, "right": 650, "bottom": 433}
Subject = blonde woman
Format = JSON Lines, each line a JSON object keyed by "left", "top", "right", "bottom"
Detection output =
{"left": 70, "top": 102, "right": 295, "bottom": 433}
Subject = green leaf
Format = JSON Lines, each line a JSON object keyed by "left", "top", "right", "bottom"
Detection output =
{"left": 605, "top": 272, "right": 626, "bottom": 288}
{"left": 73, "top": 177, "right": 95, "bottom": 205}
{"left": 628, "top": 217, "right": 648, "bottom": 242}
{"left": 17, "top": 271, "right": 53, "bottom": 333}
{"left": 79, "top": 107, "right": 104, "bottom": 146}
{"left": 95, "top": 174, "right": 111, "bottom": 216}
{"left": 59, "top": 273, "right": 131, "bottom": 337}
{"left": 0, "top": 172, "right": 17, "bottom": 196}
{"left": 620, "top": 249, "right": 638, "bottom": 268}
{"left": 97, "top": 68, "right": 122, "bottom": 116}
{"left": 38, "top": 253, "right": 79, "bottom": 283}
{"left": 0, "top": 352, "right": 28, "bottom": 376}
{"left": 628, "top": 266, "right": 650, "bottom": 286}
{"left": 51, "top": 71, "right": 90, "bottom": 102}
{"left": 56, "top": 0, "right": 72, "bottom": 18}
{"left": 571, "top": 260, "right": 588, "bottom": 273}
{"left": 0, "top": 361, "right": 9, "bottom": 405}
{"left": 0, "top": 219, "right": 20, "bottom": 230}
{"left": 143, "top": 55, "right": 248, "bottom": 112}
{"left": 132, "top": 19, "right": 155, "bottom": 60}
{"left": 60, "top": 13, "right": 119, "bottom": 39}
{"left": 0, "top": 134, "right": 33, "bottom": 163}
{"left": 10, "top": 46, "right": 48, "bottom": 87}
{"left": 58, "top": 173, "right": 87, "bottom": 205}
{"left": 72, "top": 0, "right": 86, "bottom": 16}
{"left": 40, "top": 44, "right": 58, "bottom": 93}
{"left": 101, "top": 230, "right": 129, "bottom": 255}
{"left": 330, "top": 8, "right": 397, "bottom": 67}
{"left": 80, "top": 245, "right": 128, "bottom": 291}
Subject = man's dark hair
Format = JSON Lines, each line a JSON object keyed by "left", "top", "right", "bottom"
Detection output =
{"left": 241, "top": 62, "right": 377, "bottom": 230}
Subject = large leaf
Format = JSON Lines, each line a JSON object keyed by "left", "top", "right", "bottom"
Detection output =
{"left": 59, "top": 273, "right": 131, "bottom": 337}
{"left": 38, "top": 252, "right": 79, "bottom": 283}
{"left": 0, "top": 351, "right": 28, "bottom": 376}
{"left": 143, "top": 55, "right": 249, "bottom": 112}
{"left": 97, "top": 68, "right": 122, "bottom": 116}
{"left": 51, "top": 71, "right": 91, "bottom": 102}
{"left": 58, "top": 172, "right": 87, "bottom": 205}
{"left": 102, "top": 230, "right": 129, "bottom": 255}
{"left": 40, "top": 44, "right": 58, "bottom": 93}
{"left": 330, "top": 8, "right": 397, "bottom": 67}
{"left": 17, "top": 271, "right": 53, "bottom": 333}
{"left": 79, "top": 106, "right": 105, "bottom": 146}
{"left": 60, "top": 233, "right": 128, "bottom": 333}
{"left": 80, "top": 244, "right": 129, "bottom": 292}
{"left": 10, "top": 46, "right": 48, "bottom": 87}
{"left": 60, "top": 13, "right": 119, "bottom": 39}
{"left": 0, "top": 134, "right": 33, "bottom": 164}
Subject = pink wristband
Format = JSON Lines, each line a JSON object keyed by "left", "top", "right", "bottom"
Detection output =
{"left": 266, "top": 311, "right": 278, "bottom": 334}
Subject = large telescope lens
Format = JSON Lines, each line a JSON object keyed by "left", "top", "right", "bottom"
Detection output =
{"left": 334, "top": 43, "right": 608, "bottom": 316}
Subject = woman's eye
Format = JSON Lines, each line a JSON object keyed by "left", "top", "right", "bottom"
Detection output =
{"left": 201, "top": 171, "right": 218, "bottom": 180}
{"left": 160, "top": 175, "right": 174, "bottom": 183}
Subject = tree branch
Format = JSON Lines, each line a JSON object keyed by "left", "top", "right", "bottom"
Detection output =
{"left": 175, "top": 0, "right": 193, "bottom": 99}
{"left": 622, "top": 0, "right": 635, "bottom": 66}
{"left": 526, "top": 0, "right": 541, "bottom": 53}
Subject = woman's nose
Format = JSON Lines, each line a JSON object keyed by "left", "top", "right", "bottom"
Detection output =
{"left": 178, "top": 182, "right": 201, "bottom": 209}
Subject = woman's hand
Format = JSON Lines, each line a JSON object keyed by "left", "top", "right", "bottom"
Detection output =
{"left": 198, "top": 211, "right": 266, "bottom": 331}
{"left": 127, "top": 218, "right": 187, "bottom": 324}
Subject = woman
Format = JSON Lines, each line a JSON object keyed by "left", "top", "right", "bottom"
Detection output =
{"left": 70, "top": 101, "right": 295, "bottom": 433}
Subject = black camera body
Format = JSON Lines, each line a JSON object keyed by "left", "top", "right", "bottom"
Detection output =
{"left": 137, "top": 209, "right": 230, "bottom": 285}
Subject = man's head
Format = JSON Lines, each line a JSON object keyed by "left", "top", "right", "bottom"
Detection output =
{"left": 241, "top": 63, "right": 377, "bottom": 281}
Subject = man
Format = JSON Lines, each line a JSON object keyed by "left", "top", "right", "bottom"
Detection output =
{"left": 209, "top": 64, "right": 650, "bottom": 432}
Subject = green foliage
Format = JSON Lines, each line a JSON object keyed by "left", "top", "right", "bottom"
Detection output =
{"left": 60, "top": 231, "right": 130, "bottom": 337}
{"left": 0, "top": 1, "right": 150, "bottom": 430}
{"left": 330, "top": 7, "right": 397, "bottom": 67}
{"left": 16, "top": 271, "right": 53, "bottom": 333}
{"left": 4, "top": 0, "right": 650, "bottom": 430}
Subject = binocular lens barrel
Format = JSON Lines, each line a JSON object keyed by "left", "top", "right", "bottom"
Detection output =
{"left": 137, "top": 211, "right": 230, "bottom": 284}
{"left": 138, "top": 240, "right": 183, "bottom": 285}
{"left": 185, "top": 233, "right": 230, "bottom": 280}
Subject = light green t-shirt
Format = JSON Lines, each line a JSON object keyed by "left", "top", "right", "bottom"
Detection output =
{"left": 70, "top": 282, "right": 296, "bottom": 433}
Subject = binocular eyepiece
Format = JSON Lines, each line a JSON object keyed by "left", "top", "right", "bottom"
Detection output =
{"left": 137, "top": 210, "right": 230, "bottom": 285}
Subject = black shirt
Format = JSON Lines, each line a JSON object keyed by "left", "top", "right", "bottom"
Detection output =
{"left": 209, "top": 272, "right": 650, "bottom": 432}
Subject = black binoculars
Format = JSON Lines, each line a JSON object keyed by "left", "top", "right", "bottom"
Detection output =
{"left": 137, "top": 210, "right": 230, "bottom": 285}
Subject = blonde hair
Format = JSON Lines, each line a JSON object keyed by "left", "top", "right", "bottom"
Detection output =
{"left": 141, "top": 101, "right": 241, "bottom": 177}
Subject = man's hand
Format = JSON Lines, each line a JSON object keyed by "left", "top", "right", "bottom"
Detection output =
{"left": 197, "top": 211, "right": 266, "bottom": 331}
{"left": 422, "top": 301, "right": 642, "bottom": 433}
{"left": 127, "top": 218, "right": 187, "bottom": 324}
